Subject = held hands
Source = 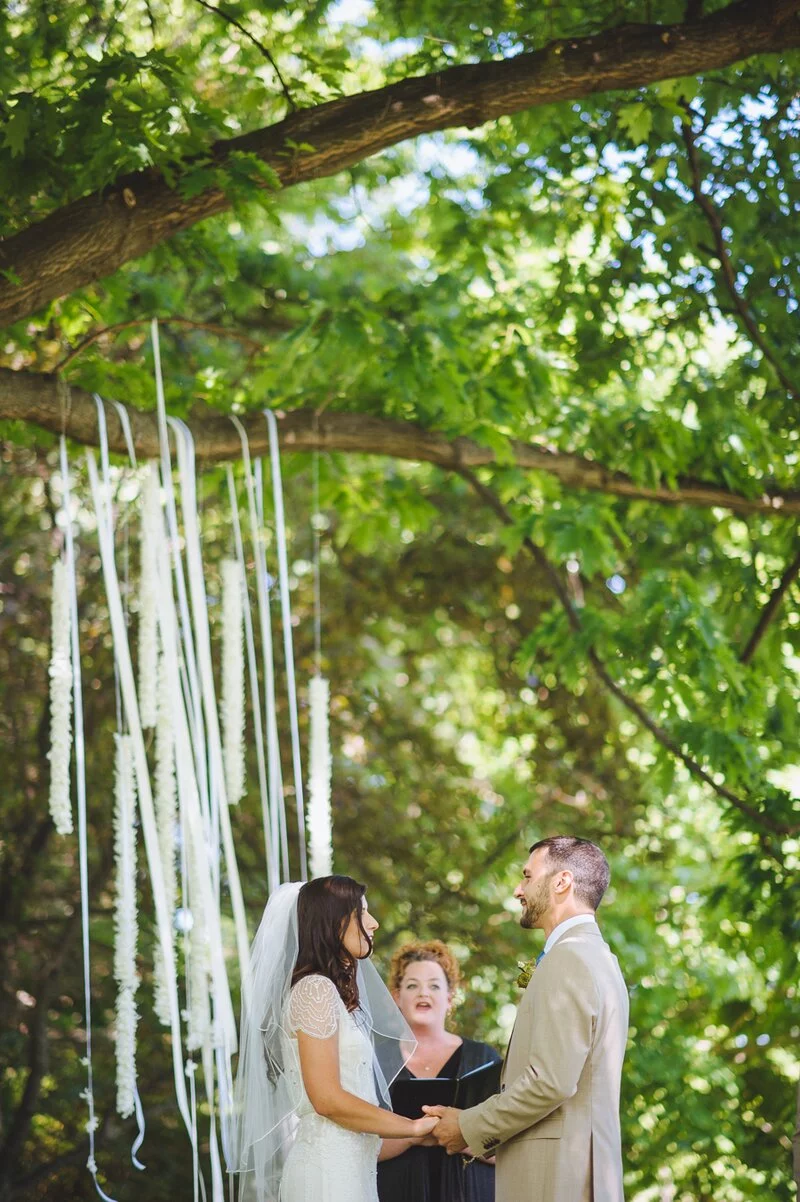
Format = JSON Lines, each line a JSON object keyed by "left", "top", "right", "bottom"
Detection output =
{"left": 411, "top": 1115, "right": 440, "bottom": 1139}
{"left": 421, "top": 1105, "right": 468, "bottom": 1155}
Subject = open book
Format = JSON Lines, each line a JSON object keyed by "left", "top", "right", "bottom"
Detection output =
{"left": 390, "top": 1059, "right": 502, "bottom": 1119}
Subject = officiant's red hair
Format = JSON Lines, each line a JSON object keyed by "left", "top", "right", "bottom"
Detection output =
{"left": 291, "top": 875, "right": 370, "bottom": 1012}
{"left": 387, "top": 939, "right": 462, "bottom": 996}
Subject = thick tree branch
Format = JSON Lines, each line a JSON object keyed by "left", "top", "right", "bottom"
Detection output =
{"left": 457, "top": 467, "right": 800, "bottom": 836}
{"left": 1, "top": 367, "right": 798, "bottom": 515}
{"left": 739, "top": 538, "right": 800, "bottom": 664}
{"left": 1, "top": 0, "right": 799, "bottom": 326}
{"left": 681, "top": 115, "right": 798, "bottom": 399}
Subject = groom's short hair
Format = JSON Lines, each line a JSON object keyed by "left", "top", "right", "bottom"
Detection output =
{"left": 529, "top": 836, "right": 610, "bottom": 910}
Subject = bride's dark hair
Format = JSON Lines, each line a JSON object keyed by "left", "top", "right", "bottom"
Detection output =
{"left": 291, "top": 875, "right": 372, "bottom": 1012}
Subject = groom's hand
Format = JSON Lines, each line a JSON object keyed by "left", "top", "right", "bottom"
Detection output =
{"left": 421, "top": 1105, "right": 467, "bottom": 1155}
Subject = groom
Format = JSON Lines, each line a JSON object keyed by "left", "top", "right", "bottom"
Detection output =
{"left": 425, "top": 835, "right": 629, "bottom": 1202}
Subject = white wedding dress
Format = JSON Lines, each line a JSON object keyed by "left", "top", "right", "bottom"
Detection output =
{"left": 279, "top": 974, "right": 381, "bottom": 1202}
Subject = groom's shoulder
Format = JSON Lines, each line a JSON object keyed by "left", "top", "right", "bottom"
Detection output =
{"left": 545, "top": 927, "right": 616, "bottom": 976}
{"left": 540, "top": 936, "right": 597, "bottom": 982}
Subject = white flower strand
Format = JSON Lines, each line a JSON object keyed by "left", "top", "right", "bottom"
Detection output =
{"left": 47, "top": 558, "right": 73, "bottom": 835}
{"left": 307, "top": 675, "right": 333, "bottom": 878}
{"left": 113, "top": 734, "right": 139, "bottom": 1120}
{"left": 138, "top": 465, "right": 160, "bottom": 729}
{"left": 185, "top": 818, "right": 211, "bottom": 1052}
{"left": 221, "top": 558, "right": 246, "bottom": 805}
{"left": 153, "top": 647, "right": 177, "bottom": 1027}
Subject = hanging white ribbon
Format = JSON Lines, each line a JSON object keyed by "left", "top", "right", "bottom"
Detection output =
{"left": 265, "top": 408, "right": 308, "bottom": 880}
{"left": 307, "top": 676, "right": 333, "bottom": 877}
{"left": 158, "top": 406, "right": 249, "bottom": 997}
{"left": 110, "top": 398, "right": 138, "bottom": 468}
{"left": 153, "top": 524, "right": 229, "bottom": 1202}
{"left": 149, "top": 325, "right": 240, "bottom": 1202}
{"left": 225, "top": 465, "right": 275, "bottom": 892}
{"left": 59, "top": 437, "right": 117, "bottom": 1202}
{"left": 230, "top": 416, "right": 288, "bottom": 885}
{"left": 307, "top": 447, "right": 333, "bottom": 877}
{"left": 153, "top": 644, "right": 177, "bottom": 1027}
{"left": 47, "top": 556, "right": 73, "bottom": 835}
{"left": 138, "top": 465, "right": 160, "bottom": 729}
{"left": 113, "top": 733, "right": 139, "bottom": 1120}
{"left": 150, "top": 329, "right": 209, "bottom": 828}
{"left": 85, "top": 452, "right": 192, "bottom": 1134}
{"left": 92, "top": 396, "right": 148, "bottom": 1169}
{"left": 185, "top": 806, "right": 212, "bottom": 1054}
{"left": 221, "top": 558, "right": 246, "bottom": 806}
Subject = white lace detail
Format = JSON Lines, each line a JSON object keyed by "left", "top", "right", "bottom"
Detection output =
{"left": 281, "top": 983, "right": 380, "bottom": 1201}
{"left": 288, "top": 975, "right": 341, "bottom": 1040}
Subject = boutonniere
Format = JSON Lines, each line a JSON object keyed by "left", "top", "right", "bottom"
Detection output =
{"left": 516, "top": 959, "right": 536, "bottom": 989}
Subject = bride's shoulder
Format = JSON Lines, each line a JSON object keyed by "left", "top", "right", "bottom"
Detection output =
{"left": 289, "top": 973, "right": 340, "bottom": 997}
{"left": 287, "top": 974, "right": 343, "bottom": 1038}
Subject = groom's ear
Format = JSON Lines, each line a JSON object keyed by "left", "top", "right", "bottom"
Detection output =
{"left": 554, "top": 869, "right": 573, "bottom": 894}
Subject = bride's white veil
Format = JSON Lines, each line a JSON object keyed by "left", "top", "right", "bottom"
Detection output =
{"left": 224, "top": 881, "right": 415, "bottom": 1202}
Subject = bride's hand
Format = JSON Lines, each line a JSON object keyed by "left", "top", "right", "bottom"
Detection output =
{"left": 411, "top": 1115, "right": 439, "bottom": 1139}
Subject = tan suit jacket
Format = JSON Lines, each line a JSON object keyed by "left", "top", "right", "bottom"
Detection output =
{"left": 459, "top": 921, "right": 628, "bottom": 1202}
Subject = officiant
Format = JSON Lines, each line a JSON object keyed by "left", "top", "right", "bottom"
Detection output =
{"left": 377, "top": 940, "right": 502, "bottom": 1202}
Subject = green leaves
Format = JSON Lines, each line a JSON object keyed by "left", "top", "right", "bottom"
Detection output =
{"left": 2, "top": 96, "right": 33, "bottom": 157}
{"left": 1, "top": 4, "right": 800, "bottom": 1195}
{"left": 617, "top": 101, "right": 654, "bottom": 146}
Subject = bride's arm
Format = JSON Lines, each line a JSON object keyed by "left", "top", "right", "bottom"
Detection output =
{"left": 377, "top": 1136, "right": 423, "bottom": 1161}
{"left": 297, "top": 1030, "right": 436, "bottom": 1140}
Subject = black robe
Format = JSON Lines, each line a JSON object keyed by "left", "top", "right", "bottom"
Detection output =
{"left": 377, "top": 1038, "right": 502, "bottom": 1202}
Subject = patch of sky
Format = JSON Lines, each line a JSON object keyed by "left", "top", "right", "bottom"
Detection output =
{"left": 600, "top": 143, "right": 646, "bottom": 175}
{"left": 278, "top": 125, "right": 495, "bottom": 257}
{"left": 283, "top": 212, "right": 365, "bottom": 256}
{"left": 442, "top": 186, "right": 486, "bottom": 211}
{"left": 415, "top": 135, "right": 482, "bottom": 178}
{"left": 326, "top": 0, "right": 371, "bottom": 29}
{"left": 359, "top": 35, "right": 425, "bottom": 61}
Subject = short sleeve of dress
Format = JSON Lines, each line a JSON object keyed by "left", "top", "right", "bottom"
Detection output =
{"left": 287, "top": 975, "right": 341, "bottom": 1039}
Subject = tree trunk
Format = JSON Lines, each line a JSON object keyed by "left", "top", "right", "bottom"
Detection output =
{"left": 0, "top": 0, "right": 798, "bottom": 326}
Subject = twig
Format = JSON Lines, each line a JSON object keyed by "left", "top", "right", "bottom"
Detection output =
{"left": 188, "top": 0, "right": 296, "bottom": 112}
{"left": 740, "top": 537, "right": 800, "bottom": 664}
{"left": 143, "top": 0, "right": 157, "bottom": 46}
{"left": 56, "top": 317, "right": 266, "bottom": 373}
{"left": 457, "top": 466, "right": 799, "bottom": 836}
{"left": 680, "top": 114, "right": 798, "bottom": 400}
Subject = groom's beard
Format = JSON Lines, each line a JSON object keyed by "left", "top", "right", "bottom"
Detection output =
{"left": 519, "top": 879, "right": 550, "bottom": 929}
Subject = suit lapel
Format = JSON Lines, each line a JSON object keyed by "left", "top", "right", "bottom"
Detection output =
{"left": 501, "top": 974, "right": 536, "bottom": 1082}
{"left": 500, "top": 923, "right": 603, "bottom": 1082}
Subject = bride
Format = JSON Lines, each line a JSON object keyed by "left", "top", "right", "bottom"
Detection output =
{"left": 226, "top": 876, "right": 439, "bottom": 1202}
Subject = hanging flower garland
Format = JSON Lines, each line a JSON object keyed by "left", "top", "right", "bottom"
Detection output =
{"left": 307, "top": 453, "right": 333, "bottom": 879}
{"left": 48, "top": 557, "right": 74, "bottom": 835}
{"left": 185, "top": 819, "right": 211, "bottom": 1053}
{"left": 138, "top": 465, "right": 160, "bottom": 729}
{"left": 113, "top": 734, "right": 140, "bottom": 1120}
{"left": 307, "top": 676, "right": 333, "bottom": 878}
{"left": 221, "top": 558, "right": 246, "bottom": 806}
{"left": 153, "top": 647, "right": 177, "bottom": 1027}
